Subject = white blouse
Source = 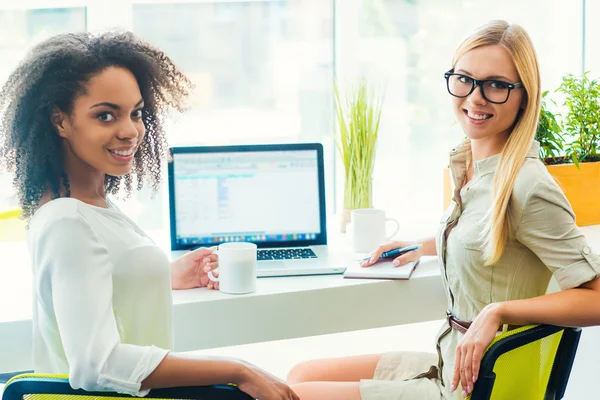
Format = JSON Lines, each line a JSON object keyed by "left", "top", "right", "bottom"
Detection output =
{"left": 28, "top": 198, "right": 172, "bottom": 396}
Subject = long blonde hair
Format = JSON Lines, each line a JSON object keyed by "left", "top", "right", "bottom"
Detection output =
{"left": 452, "top": 20, "right": 541, "bottom": 265}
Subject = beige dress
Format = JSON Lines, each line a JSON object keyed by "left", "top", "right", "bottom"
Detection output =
{"left": 359, "top": 140, "right": 600, "bottom": 400}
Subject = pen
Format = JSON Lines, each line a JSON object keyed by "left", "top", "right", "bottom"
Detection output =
{"left": 362, "top": 244, "right": 422, "bottom": 261}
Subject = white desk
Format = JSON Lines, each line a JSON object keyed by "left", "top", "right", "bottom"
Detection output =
{"left": 3, "top": 225, "right": 600, "bottom": 374}
{"left": 0, "top": 234, "right": 446, "bottom": 373}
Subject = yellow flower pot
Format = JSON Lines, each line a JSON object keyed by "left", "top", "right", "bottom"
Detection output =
{"left": 546, "top": 162, "right": 600, "bottom": 226}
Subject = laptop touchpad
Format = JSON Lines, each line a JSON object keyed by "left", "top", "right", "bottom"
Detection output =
{"left": 257, "top": 261, "right": 286, "bottom": 269}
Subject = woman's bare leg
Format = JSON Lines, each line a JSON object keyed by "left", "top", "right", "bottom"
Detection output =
{"left": 291, "top": 381, "right": 362, "bottom": 400}
{"left": 287, "top": 354, "right": 382, "bottom": 384}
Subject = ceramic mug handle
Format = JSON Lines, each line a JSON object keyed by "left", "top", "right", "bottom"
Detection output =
{"left": 386, "top": 218, "right": 400, "bottom": 240}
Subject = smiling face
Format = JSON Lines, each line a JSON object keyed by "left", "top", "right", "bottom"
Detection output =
{"left": 451, "top": 45, "right": 525, "bottom": 142}
{"left": 53, "top": 66, "right": 146, "bottom": 177}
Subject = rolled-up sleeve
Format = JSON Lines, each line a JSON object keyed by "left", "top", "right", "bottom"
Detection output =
{"left": 515, "top": 179, "right": 600, "bottom": 291}
{"left": 37, "top": 216, "right": 169, "bottom": 396}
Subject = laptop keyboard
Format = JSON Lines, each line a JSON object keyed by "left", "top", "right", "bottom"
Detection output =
{"left": 258, "top": 248, "right": 318, "bottom": 260}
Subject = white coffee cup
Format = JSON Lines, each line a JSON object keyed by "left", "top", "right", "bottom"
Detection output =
{"left": 208, "top": 242, "right": 257, "bottom": 295}
{"left": 347, "top": 208, "right": 400, "bottom": 253}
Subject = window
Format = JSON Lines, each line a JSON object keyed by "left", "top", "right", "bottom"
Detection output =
{"left": 0, "top": 0, "right": 595, "bottom": 237}
{"left": 586, "top": 0, "right": 599, "bottom": 76}
{"left": 126, "top": 1, "right": 335, "bottom": 233}
{"left": 132, "top": 1, "right": 334, "bottom": 146}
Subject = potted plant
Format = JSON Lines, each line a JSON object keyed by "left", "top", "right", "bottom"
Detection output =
{"left": 334, "top": 78, "right": 385, "bottom": 232}
{"left": 536, "top": 72, "right": 600, "bottom": 226}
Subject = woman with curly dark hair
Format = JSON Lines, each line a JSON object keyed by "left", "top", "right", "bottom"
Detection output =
{"left": 0, "top": 31, "right": 297, "bottom": 400}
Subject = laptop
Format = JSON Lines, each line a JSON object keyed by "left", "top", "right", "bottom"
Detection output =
{"left": 167, "top": 142, "right": 346, "bottom": 277}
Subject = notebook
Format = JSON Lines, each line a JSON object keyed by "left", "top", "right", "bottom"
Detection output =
{"left": 343, "top": 259, "right": 420, "bottom": 280}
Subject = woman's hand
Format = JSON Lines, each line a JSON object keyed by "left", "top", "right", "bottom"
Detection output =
{"left": 171, "top": 247, "right": 219, "bottom": 290}
{"left": 360, "top": 241, "right": 422, "bottom": 267}
{"left": 236, "top": 361, "right": 299, "bottom": 400}
{"left": 450, "top": 303, "right": 503, "bottom": 398}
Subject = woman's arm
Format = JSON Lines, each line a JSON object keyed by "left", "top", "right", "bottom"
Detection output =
{"left": 142, "top": 354, "right": 297, "bottom": 400}
{"left": 496, "top": 277, "right": 600, "bottom": 327}
{"left": 141, "top": 354, "right": 243, "bottom": 389}
{"left": 416, "top": 236, "right": 437, "bottom": 256}
{"left": 498, "top": 178, "right": 600, "bottom": 327}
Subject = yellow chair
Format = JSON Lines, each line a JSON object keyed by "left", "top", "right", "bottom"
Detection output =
{"left": 468, "top": 324, "right": 581, "bottom": 400}
{"left": 0, "top": 208, "right": 26, "bottom": 242}
{"left": 1, "top": 373, "right": 252, "bottom": 400}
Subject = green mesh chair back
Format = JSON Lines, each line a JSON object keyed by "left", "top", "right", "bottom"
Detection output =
{"left": 467, "top": 324, "right": 581, "bottom": 400}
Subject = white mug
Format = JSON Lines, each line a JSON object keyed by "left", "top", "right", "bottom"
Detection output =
{"left": 347, "top": 208, "right": 400, "bottom": 253}
{"left": 208, "top": 242, "right": 257, "bottom": 295}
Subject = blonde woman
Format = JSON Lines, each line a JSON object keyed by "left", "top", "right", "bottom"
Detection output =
{"left": 287, "top": 20, "right": 600, "bottom": 400}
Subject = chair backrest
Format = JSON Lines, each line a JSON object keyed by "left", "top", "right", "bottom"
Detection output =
{"left": 469, "top": 324, "right": 581, "bottom": 400}
{"left": 2, "top": 373, "right": 253, "bottom": 400}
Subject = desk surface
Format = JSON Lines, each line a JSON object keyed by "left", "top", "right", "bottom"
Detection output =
{"left": 0, "top": 226, "right": 446, "bottom": 372}
{"left": 2, "top": 225, "right": 599, "bottom": 373}
{"left": 0, "top": 222, "right": 443, "bottom": 318}
{"left": 0, "top": 236, "right": 442, "bottom": 324}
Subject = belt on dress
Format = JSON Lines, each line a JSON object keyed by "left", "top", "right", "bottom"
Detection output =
{"left": 446, "top": 310, "right": 520, "bottom": 335}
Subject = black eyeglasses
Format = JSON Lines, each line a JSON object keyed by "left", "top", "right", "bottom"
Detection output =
{"left": 444, "top": 69, "right": 523, "bottom": 104}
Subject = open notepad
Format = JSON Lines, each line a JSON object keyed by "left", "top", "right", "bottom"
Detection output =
{"left": 343, "top": 259, "right": 420, "bottom": 280}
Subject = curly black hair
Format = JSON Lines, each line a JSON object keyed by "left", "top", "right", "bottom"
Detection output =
{"left": 0, "top": 31, "right": 192, "bottom": 219}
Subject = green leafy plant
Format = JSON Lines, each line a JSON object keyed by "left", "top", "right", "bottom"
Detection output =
{"left": 535, "top": 90, "right": 564, "bottom": 164}
{"left": 536, "top": 72, "right": 600, "bottom": 167}
{"left": 334, "top": 78, "right": 385, "bottom": 210}
{"left": 556, "top": 72, "right": 600, "bottom": 166}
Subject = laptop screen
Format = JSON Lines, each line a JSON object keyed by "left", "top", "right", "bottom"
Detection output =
{"left": 168, "top": 144, "right": 326, "bottom": 250}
